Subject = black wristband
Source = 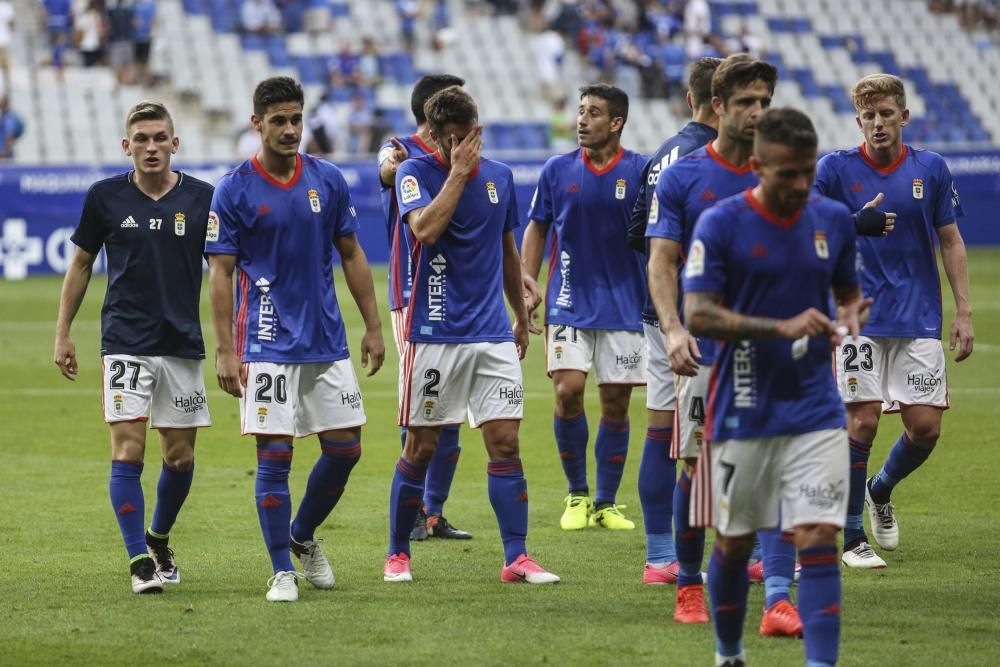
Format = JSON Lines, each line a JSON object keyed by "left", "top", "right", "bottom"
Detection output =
{"left": 854, "top": 207, "right": 887, "bottom": 236}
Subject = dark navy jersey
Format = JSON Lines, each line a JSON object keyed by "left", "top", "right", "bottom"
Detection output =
{"left": 814, "top": 144, "right": 963, "bottom": 339}
{"left": 378, "top": 134, "right": 435, "bottom": 311}
{"left": 628, "top": 121, "right": 717, "bottom": 322}
{"left": 683, "top": 191, "right": 857, "bottom": 441}
{"left": 72, "top": 171, "right": 213, "bottom": 359}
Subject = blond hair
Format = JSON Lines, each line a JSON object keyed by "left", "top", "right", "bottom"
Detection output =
{"left": 125, "top": 100, "right": 173, "bottom": 135}
{"left": 851, "top": 74, "right": 906, "bottom": 112}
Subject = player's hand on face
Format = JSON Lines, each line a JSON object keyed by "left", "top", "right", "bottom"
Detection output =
{"left": 777, "top": 307, "right": 835, "bottom": 340}
{"left": 450, "top": 125, "right": 483, "bottom": 178}
{"left": 216, "top": 350, "right": 243, "bottom": 397}
{"left": 361, "top": 328, "right": 386, "bottom": 376}
{"left": 950, "top": 313, "right": 974, "bottom": 362}
{"left": 666, "top": 325, "right": 701, "bottom": 376}
{"left": 54, "top": 336, "right": 78, "bottom": 381}
{"left": 522, "top": 273, "right": 543, "bottom": 334}
{"left": 513, "top": 319, "right": 530, "bottom": 360}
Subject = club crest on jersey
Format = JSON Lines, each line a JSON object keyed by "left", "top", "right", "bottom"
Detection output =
{"left": 685, "top": 240, "right": 705, "bottom": 278}
{"left": 174, "top": 212, "right": 186, "bottom": 236}
{"left": 912, "top": 178, "right": 924, "bottom": 200}
{"left": 207, "top": 211, "right": 220, "bottom": 242}
{"left": 486, "top": 181, "right": 499, "bottom": 204}
{"left": 257, "top": 407, "right": 268, "bottom": 428}
{"left": 400, "top": 175, "right": 421, "bottom": 204}
{"left": 307, "top": 188, "right": 322, "bottom": 213}
{"left": 814, "top": 231, "right": 829, "bottom": 259}
{"left": 615, "top": 178, "right": 627, "bottom": 200}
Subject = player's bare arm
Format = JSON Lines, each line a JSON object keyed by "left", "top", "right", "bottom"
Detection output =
{"left": 937, "top": 222, "right": 974, "bottom": 361}
{"left": 407, "top": 126, "right": 482, "bottom": 245}
{"left": 649, "top": 236, "right": 700, "bottom": 376}
{"left": 832, "top": 285, "right": 873, "bottom": 341}
{"left": 53, "top": 246, "right": 97, "bottom": 381}
{"left": 335, "top": 232, "right": 386, "bottom": 376}
{"left": 207, "top": 253, "right": 243, "bottom": 397}
{"left": 685, "top": 291, "right": 835, "bottom": 341}
{"left": 502, "top": 231, "right": 530, "bottom": 359}
{"left": 519, "top": 220, "right": 549, "bottom": 334}
{"left": 378, "top": 137, "right": 409, "bottom": 187}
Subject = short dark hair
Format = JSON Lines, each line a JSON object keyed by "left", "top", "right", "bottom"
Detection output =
{"left": 253, "top": 76, "right": 305, "bottom": 117}
{"left": 688, "top": 57, "right": 723, "bottom": 109}
{"left": 579, "top": 83, "right": 629, "bottom": 130}
{"left": 754, "top": 107, "right": 818, "bottom": 153}
{"left": 711, "top": 54, "right": 777, "bottom": 105}
{"left": 125, "top": 100, "right": 173, "bottom": 135}
{"left": 411, "top": 74, "right": 465, "bottom": 125}
{"left": 424, "top": 87, "right": 478, "bottom": 135}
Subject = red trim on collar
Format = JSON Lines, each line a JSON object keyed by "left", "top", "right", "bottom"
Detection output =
{"left": 411, "top": 134, "right": 434, "bottom": 154}
{"left": 744, "top": 188, "right": 801, "bottom": 230}
{"left": 860, "top": 143, "right": 908, "bottom": 175}
{"left": 706, "top": 141, "right": 753, "bottom": 174}
{"left": 432, "top": 151, "right": 480, "bottom": 179}
{"left": 582, "top": 146, "right": 625, "bottom": 175}
{"left": 252, "top": 154, "right": 302, "bottom": 190}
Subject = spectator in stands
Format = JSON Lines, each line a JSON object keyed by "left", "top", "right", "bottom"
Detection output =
{"left": 133, "top": 0, "right": 156, "bottom": 86}
{"left": 430, "top": 0, "right": 454, "bottom": 50}
{"left": 532, "top": 27, "right": 565, "bottom": 101}
{"left": 236, "top": 122, "right": 261, "bottom": 157}
{"left": 346, "top": 93, "right": 373, "bottom": 155}
{"left": 396, "top": 0, "right": 418, "bottom": 52}
{"left": 241, "top": 0, "right": 282, "bottom": 35}
{"left": 0, "top": 0, "right": 14, "bottom": 95}
{"left": 727, "top": 24, "right": 766, "bottom": 60}
{"left": 331, "top": 42, "right": 362, "bottom": 90}
{"left": 106, "top": 0, "right": 136, "bottom": 85}
{"left": 367, "top": 107, "right": 392, "bottom": 154}
{"left": 304, "top": 0, "right": 332, "bottom": 36}
{"left": 74, "top": 0, "right": 105, "bottom": 69}
{"left": 305, "top": 90, "right": 339, "bottom": 154}
{"left": 41, "top": 0, "right": 74, "bottom": 73}
{"left": 358, "top": 37, "right": 383, "bottom": 87}
{"left": 683, "top": 0, "right": 711, "bottom": 59}
{"left": 0, "top": 94, "right": 24, "bottom": 159}
{"left": 548, "top": 95, "right": 576, "bottom": 150}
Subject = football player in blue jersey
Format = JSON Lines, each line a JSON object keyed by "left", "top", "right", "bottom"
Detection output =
{"left": 377, "top": 73, "right": 473, "bottom": 542}
{"left": 684, "top": 107, "right": 871, "bottom": 667}
{"left": 384, "top": 86, "right": 559, "bottom": 585}
{"left": 206, "top": 77, "right": 385, "bottom": 602}
{"left": 55, "top": 101, "right": 214, "bottom": 595}
{"left": 629, "top": 56, "right": 722, "bottom": 586}
{"left": 814, "top": 74, "right": 973, "bottom": 569}
{"left": 522, "top": 84, "right": 648, "bottom": 533}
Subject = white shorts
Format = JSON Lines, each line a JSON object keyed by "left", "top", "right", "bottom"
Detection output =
{"left": 240, "top": 360, "right": 366, "bottom": 437}
{"left": 835, "top": 336, "right": 949, "bottom": 413}
{"left": 545, "top": 325, "right": 646, "bottom": 385}
{"left": 102, "top": 355, "right": 211, "bottom": 429}
{"left": 399, "top": 341, "right": 523, "bottom": 428}
{"left": 671, "top": 364, "right": 710, "bottom": 460}
{"left": 391, "top": 308, "right": 407, "bottom": 357}
{"left": 643, "top": 322, "right": 676, "bottom": 411}
{"left": 690, "top": 428, "right": 849, "bottom": 535}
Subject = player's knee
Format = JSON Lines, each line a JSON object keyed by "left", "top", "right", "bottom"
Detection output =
{"left": 906, "top": 421, "right": 941, "bottom": 448}
{"left": 163, "top": 451, "right": 194, "bottom": 471}
{"left": 848, "top": 411, "right": 879, "bottom": 442}
{"left": 716, "top": 534, "right": 755, "bottom": 559}
{"left": 794, "top": 523, "right": 839, "bottom": 550}
{"left": 599, "top": 388, "right": 631, "bottom": 420}
{"left": 554, "top": 384, "right": 584, "bottom": 416}
{"left": 487, "top": 431, "right": 520, "bottom": 460}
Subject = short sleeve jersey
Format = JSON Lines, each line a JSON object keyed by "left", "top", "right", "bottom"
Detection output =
{"left": 528, "top": 147, "right": 647, "bottom": 331}
{"left": 378, "top": 134, "right": 435, "bottom": 311}
{"left": 71, "top": 171, "right": 213, "bottom": 358}
{"left": 646, "top": 143, "right": 758, "bottom": 364}
{"left": 397, "top": 153, "right": 519, "bottom": 343}
{"left": 628, "top": 122, "right": 718, "bottom": 323}
{"left": 205, "top": 154, "right": 359, "bottom": 363}
{"left": 814, "top": 144, "right": 963, "bottom": 339}
{"left": 683, "top": 191, "right": 857, "bottom": 442}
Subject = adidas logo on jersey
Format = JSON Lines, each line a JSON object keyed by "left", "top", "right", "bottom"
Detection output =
{"left": 120, "top": 216, "right": 139, "bottom": 229}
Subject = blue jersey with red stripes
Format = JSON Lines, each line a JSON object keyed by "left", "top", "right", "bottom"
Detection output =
{"left": 378, "top": 134, "right": 435, "bottom": 311}
{"left": 814, "top": 144, "right": 963, "bottom": 339}
{"left": 397, "top": 153, "right": 519, "bottom": 344}
{"left": 205, "top": 153, "right": 359, "bottom": 363}
{"left": 646, "top": 142, "right": 758, "bottom": 364}
{"left": 628, "top": 122, "right": 718, "bottom": 322}
{"left": 528, "top": 146, "right": 647, "bottom": 331}
{"left": 683, "top": 190, "right": 857, "bottom": 441}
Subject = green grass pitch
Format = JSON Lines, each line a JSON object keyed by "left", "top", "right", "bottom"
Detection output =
{"left": 1, "top": 251, "right": 999, "bottom": 666}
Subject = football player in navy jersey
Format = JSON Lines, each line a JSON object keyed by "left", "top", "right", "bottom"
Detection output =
{"left": 377, "top": 73, "right": 473, "bottom": 542}
{"left": 55, "top": 101, "right": 214, "bottom": 595}
{"left": 521, "top": 84, "right": 648, "bottom": 533}
{"left": 683, "top": 107, "right": 870, "bottom": 667}
{"left": 814, "top": 74, "right": 973, "bottom": 569}
{"left": 206, "top": 77, "right": 385, "bottom": 602}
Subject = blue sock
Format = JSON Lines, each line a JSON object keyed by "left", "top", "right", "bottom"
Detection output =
{"left": 707, "top": 545, "right": 749, "bottom": 659}
{"left": 255, "top": 442, "right": 295, "bottom": 574}
{"left": 870, "top": 433, "right": 932, "bottom": 503}
{"left": 638, "top": 426, "right": 676, "bottom": 563}
{"left": 487, "top": 459, "right": 529, "bottom": 565}
{"left": 425, "top": 424, "right": 460, "bottom": 516}
{"left": 845, "top": 437, "right": 872, "bottom": 547}
{"left": 761, "top": 527, "right": 795, "bottom": 609}
{"left": 110, "top": 460, "right": 147, "bottom": 560}
{"left": 674, "top": 468, "right": 705, "bottom": 586}
{"left": 595, "top": 416, "right": 629, "bottom": 506}
{"left": 388, "top": 457, "right": 426, "bottom": 557}
{"left": 291, "top": 438, "right": 361, "bottom": 543}
{"left": 554, "top": 412, "right": 589, "bottom": 493}
{"left": 798, "top": 545, "right": 841, "bottom": 666}
{"left": 750, "top": 537, "right": 762, "bottom": 562}
{"left": 149, "top": 461, "right": 194, "bottom": 538}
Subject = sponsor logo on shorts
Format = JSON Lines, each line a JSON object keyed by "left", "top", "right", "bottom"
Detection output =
{"left": 733, "top": 340, "right": 757, "bottom": 409}
{"left": 113, "top": 392, "right": 123, "bottom": 414}
{"left": 616, "top": 348, "right": 642, "bottom": 370}
{"left": 174, "top": 390, "right": 207, "bottom": 414}
{"left": 341, "top": 391, "right": 362, "bottom": 408}
{"left": 428, "top": 254, "right": 447, "bottom": 321}
{"left": 257, "top": 406, "right": 267, "bottom": 427}
{"left": 555, "top": 251, "right": 572, "bottom": 308}
{"left": 907, "top": 373, "right": 942, "bottom": 394}
{"left": 554, "top": 344, "right": 563, "bottom": 360}
{"left": 798, "top": 479, "right": 846, "bottom": 509}
{"left": 847, "top": 376, "right": 859, "bottom": 398}
{"left": 499, "top": 384, "right": 524, "bottom": 406}
{"left": 423, "top": 399, "right": 435, "bottom": 419}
